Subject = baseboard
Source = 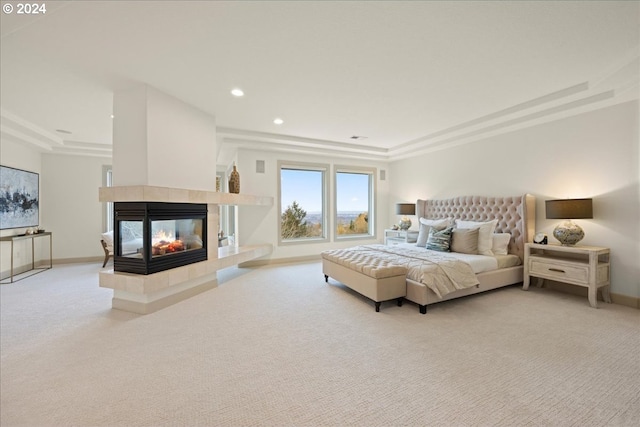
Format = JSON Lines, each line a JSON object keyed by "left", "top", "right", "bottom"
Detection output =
{"left": 2, "top": 257, "right": 106, "bottom": 280}
{"left": 610, "top": 292, "right": 640, "bottom": 309}
{"left": 0, "top": 264, "right": 38, "bottom": 281}
{"left": 544, "top": 280, "right": 639, "bottom": 309}
{"left": 239, "top": 254, "right": 321, "bottom": 268}
{"left": 53, "top": 256, "right": 104, "bottom": 265}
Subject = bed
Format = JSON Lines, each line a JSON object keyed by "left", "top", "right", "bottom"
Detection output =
{"left": 322, "top": 194, "right": 535, "bottom": 313}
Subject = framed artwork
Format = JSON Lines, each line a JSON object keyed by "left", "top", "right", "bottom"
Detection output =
{"left": 0, "top": 165, "right": 39, "bottom": 230}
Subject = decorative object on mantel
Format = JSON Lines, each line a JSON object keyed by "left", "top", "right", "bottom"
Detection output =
{"left": 545, "top": 198, "right": 593, "bottom": 246}
{"left": 229, "top": 163, "right": 240, "bottom": 194}
{"left": 396, "top": 203, "right": 416, "bottom": 230}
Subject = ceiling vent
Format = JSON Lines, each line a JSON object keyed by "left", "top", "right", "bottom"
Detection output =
{"left": 350, "top": 135, "right": 367, "bottom": 140}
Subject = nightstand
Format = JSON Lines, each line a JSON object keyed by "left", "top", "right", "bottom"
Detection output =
{"left": 523, "top": 243, "right": 611, "bottom": 308}
{"left": 384, "top": 229, "right": 418, "bottom": 246}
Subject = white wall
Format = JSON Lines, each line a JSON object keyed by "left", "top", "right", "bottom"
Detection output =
{"left": 146, "top": 87, "right": 217, "bottom": 191}
{"left": 112, "top": 85, "right": 148, "bottom": 186}
{"left": 235, "top": 149, "right": 391, "bottom": 260}
{"left": 389, "top": 101, "right": 639, "bottom": 299}
{"left": 0, "top": 139, "right": 42, "bottom": 276}
{"left": 41, "top": 154, "right": 109, "bottom": 261}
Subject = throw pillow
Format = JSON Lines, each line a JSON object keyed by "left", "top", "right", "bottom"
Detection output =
{"left": 426, "top": 226, "right": 453, "bottom": 252}
{"left": 492, "top": 233, "right": 511, "bottom": 255}
{"left": 416, "top": 218, "right": 452, "bottom": 247}
{"left": 450, "top": 228, "right": 479, "bottom": 254}
{"left": 454, "top": 219, "right": 498, "bottom": 256}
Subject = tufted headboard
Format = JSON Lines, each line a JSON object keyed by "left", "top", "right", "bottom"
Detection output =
{"left": 415, "top": 194, "right": 535, "bottom": 261}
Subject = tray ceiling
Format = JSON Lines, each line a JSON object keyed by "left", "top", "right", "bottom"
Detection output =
{"left": 1, "top": 1, "right": 638, "bottom": 160}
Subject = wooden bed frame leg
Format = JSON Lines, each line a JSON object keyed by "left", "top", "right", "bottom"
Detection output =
{"left": 419, "top": 305, "right": 427, "bottom": 314}
{"left": 324, "top": 274, "right": 328, "bottom": 283}
{"left": 375, "top": 302, "right": 381, "bottom": 312}
{"left": 397, "top": 298, "right": 403, "bottom": 307}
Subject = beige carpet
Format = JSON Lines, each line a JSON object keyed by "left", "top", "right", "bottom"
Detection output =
{"left": 1, "top": 261, "right": 638, "bottom": 426}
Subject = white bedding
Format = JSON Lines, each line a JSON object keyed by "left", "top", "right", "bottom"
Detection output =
{"left": 395, "top": 243, "right": 498, "bottom": 274}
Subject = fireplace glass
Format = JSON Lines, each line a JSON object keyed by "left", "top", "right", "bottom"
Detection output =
{"left": 114, "top": 202, "right": 207, "bottom": 275}
{"left": 119, "top": 219, "right": 143, "bottom": 258}
{"left": 150, "top": 219, "right": 204, "bottom": 257}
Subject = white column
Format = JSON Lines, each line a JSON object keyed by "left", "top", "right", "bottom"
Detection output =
{"left": 112, "top": 84, "right": 217, "bottom": 191}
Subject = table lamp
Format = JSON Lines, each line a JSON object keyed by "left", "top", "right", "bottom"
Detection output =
{"left": 545, "top": 198, "right": 593, "bottom": 246}
{"left": 396, "top": 203, "right": 415, "bottom": 230}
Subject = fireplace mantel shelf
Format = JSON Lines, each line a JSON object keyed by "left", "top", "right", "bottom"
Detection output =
{"left": 99, "top": 185, "right": 272, "bottom": 206}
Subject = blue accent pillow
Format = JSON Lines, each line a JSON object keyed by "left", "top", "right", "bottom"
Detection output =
{"left": 426, "top": 226, "right": 453, "bottom": 252}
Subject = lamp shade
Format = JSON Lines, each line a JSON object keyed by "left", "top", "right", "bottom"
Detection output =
{"left": 545, "top": 198, "right": 593, "bottom": 219}
{"left": 396, "top": 203, "right": 416, "bottom": 216}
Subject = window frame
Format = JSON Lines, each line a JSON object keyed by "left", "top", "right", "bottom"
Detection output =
{"left": 333, "top": 165, "right": 376, "bottom": 241}
{"left": 102, "top": 164, "right": 113, "bottom": 232}
{"left": 277, "top": 160, "right": 330, "bottom": 246}
{"left": 217, "top": 170, "right": 235, "bottom": 243}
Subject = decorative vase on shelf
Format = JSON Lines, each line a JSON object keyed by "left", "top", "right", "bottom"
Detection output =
{"left": 229, "top": 164, "right": 240, "bottom": 194}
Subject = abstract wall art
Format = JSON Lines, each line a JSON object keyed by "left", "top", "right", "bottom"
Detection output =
{"left": 0, "top": 165, "right": 39, "bottom": 230}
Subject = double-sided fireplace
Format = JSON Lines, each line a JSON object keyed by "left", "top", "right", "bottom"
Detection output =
{"left": 114, "top": 202, "right": 207, "bottom": 275}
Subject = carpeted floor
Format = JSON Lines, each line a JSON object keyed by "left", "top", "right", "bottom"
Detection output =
{"left": 1, "top": 261, "right": 639, "bottom": 426}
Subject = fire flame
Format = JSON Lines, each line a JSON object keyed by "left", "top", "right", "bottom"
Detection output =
{"left": 151, "top": 229, "right": 185, "bottom": 255}
{"left": 152, "top": 230, "right": 175, "bottom": 244}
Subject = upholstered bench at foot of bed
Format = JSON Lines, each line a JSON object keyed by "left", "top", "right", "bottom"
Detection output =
{"left": 321, "top": 256, "right": 407, "bottom": 312}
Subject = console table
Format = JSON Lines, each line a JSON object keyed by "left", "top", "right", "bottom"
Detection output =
{"left": 0, "top": 232, "right": 52, "bottom": 283}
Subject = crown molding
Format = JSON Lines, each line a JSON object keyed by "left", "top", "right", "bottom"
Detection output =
{"left": 392, "top": 82, "right": 591, "bottom": 152}
{"left": 217, "top": 127, "right": 388, "bottom": 154}
{"left": 221, "top": 137, "right": 390, "bottom": 162}
{"left": 2, "top": 50, "right": 636, "bottom": 163}
{"left": 0, "top": 108, "right": 63, "bottom": 150}
{"left": 0, "top": 109, "right": 112, "bottom": 158}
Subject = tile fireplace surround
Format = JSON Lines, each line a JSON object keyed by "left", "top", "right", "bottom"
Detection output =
{"left": 99, "top": 185, "right": 273, "bottom": 314}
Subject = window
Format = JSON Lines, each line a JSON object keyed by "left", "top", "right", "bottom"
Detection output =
{"left": 217, "top": 171, "right": 235, "bottom": 245}
{"left": 102, "top": 165, "right": 113, "bottom": 232}
{"left": 278, "top": 162, "right": 328, "bottom": 244}
{"left": 335, "top": 167, "right": 375, "bottom": 239}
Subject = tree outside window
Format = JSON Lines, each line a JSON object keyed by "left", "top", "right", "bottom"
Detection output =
{"left": 335, "top": 170, "right": 374, "bottom": 237}
{"left": 279, "top": 165, "right": 327, "bottom": 242}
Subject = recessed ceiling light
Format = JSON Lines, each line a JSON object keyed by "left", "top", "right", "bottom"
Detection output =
{"left": 110, "top": 114, "right": 115, "bottom": 119}
{"left": 231, "top": 88, "right": 244, "bottom": 97}
{"left": 273, "top": 118, "right": 284, "bottom": 125}
{"left": 55, "top": 129, "right": 72, "bottom": 134}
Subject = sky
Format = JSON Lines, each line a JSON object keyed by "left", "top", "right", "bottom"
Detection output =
{"left": 280, "top": 169, "right": 369, "bottom": 214}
